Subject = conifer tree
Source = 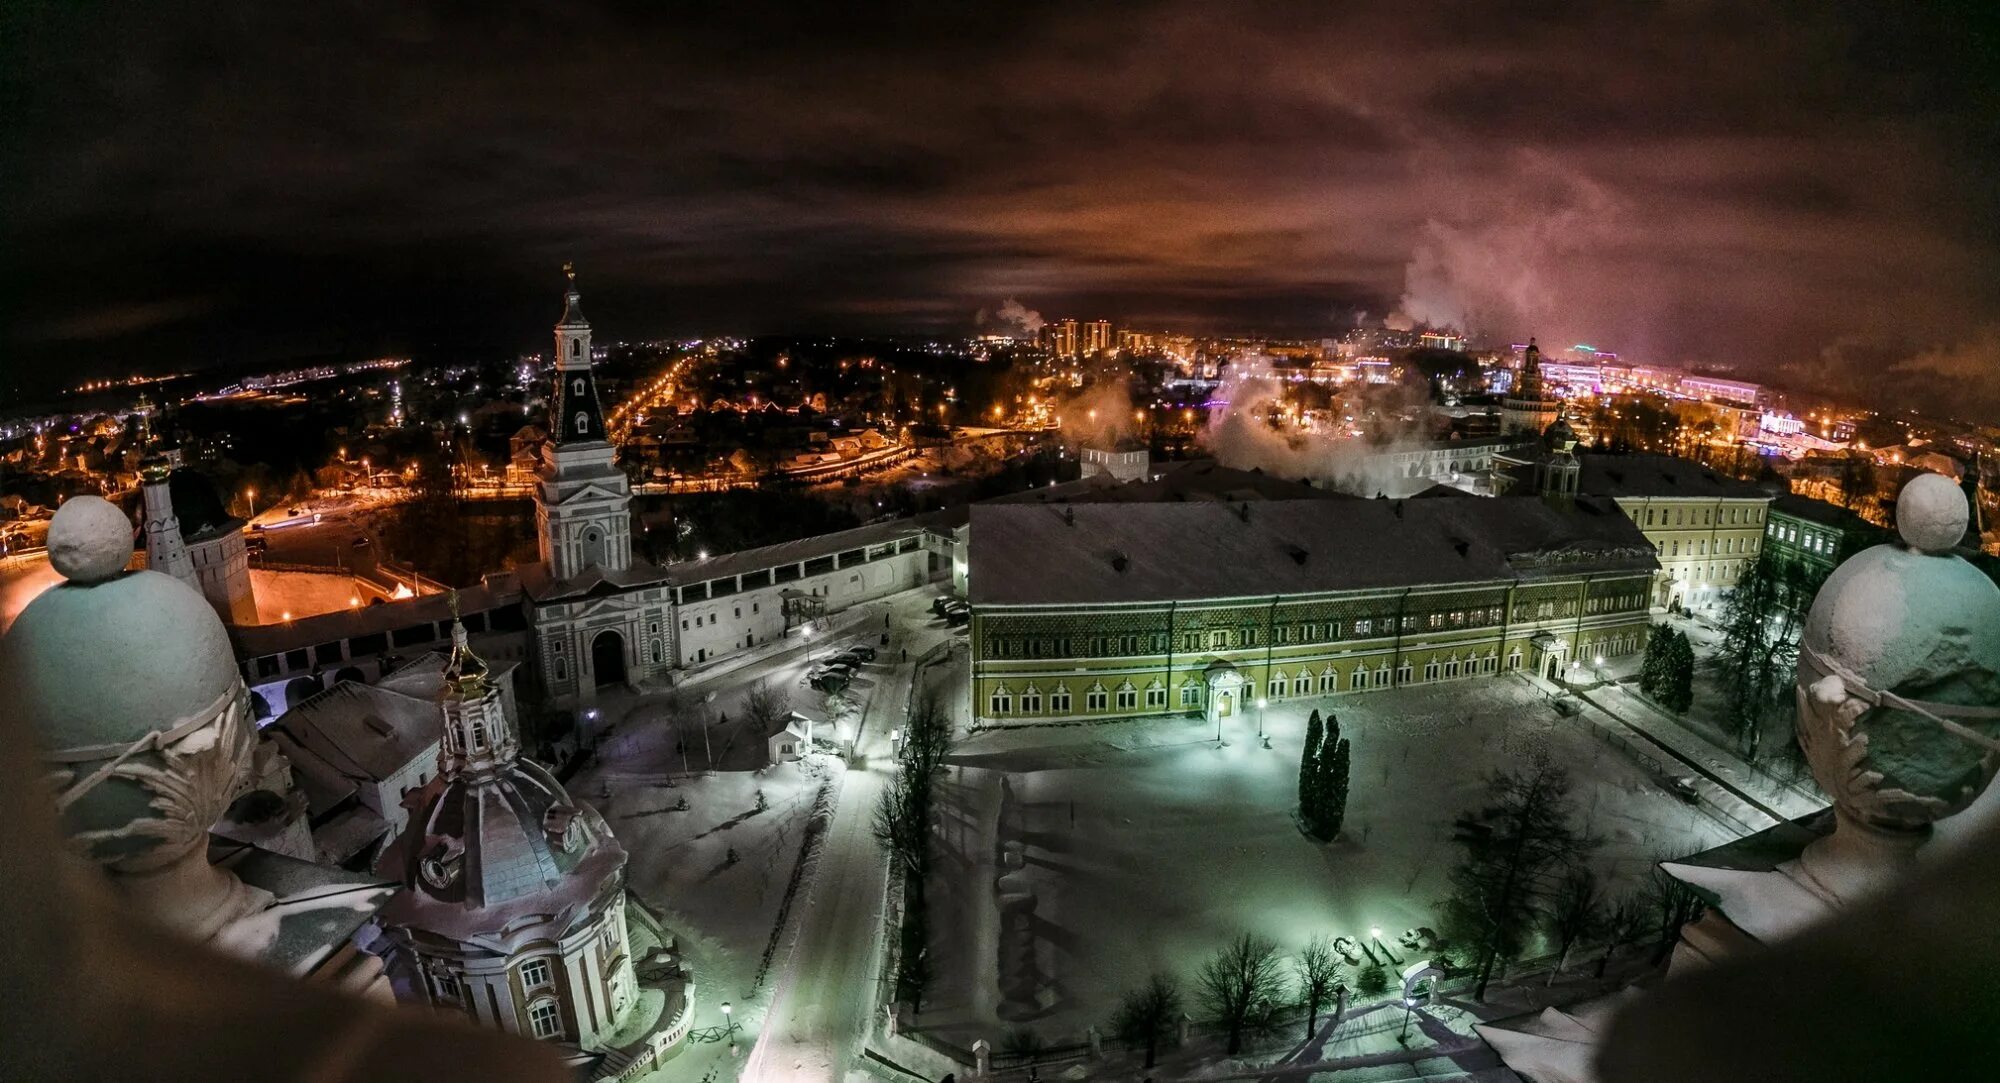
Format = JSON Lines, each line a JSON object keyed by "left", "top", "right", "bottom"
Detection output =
{"left": 1663, "top": 630, "right": 1696, "bottom": 714}
{"left": 1638, "top": 624, "right": 1669, "bottom": 700}
{"left": 1324, "top": 735, "right": 1352, "bottom": 839}
{"left": 1299, "top": 709, "right": 1323, "bottom": 831}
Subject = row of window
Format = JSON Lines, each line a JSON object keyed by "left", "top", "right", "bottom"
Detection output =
{"left": 985, "top": 651, "right": 1539, "bottom": 715}
{"left": 1769, "top": 521, "right": 1837, "bottom": 556}
{"left": 1665, "top": 536, "right": 1757, "bottom": 558}
{"left": 684, "top": 601, "right": 759, "bottom": 631}
{"left": 981, "top": 596, "right": 1644, "bottom": 660}
{"left": 1640, "top": 503, "right": 1764, "bottom": 528}
{"left": 675, "top": 537, "right": 920, "bottom": 603}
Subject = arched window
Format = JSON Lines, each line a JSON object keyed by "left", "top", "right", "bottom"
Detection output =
{"left": 574, "top": 411, "right": 590, "bottom": 434}
{"left": 528, "top": 997, "right": 562, "bottom": 1039}
{"left": 571, "top": 339, "right": 582, "bottom": 358}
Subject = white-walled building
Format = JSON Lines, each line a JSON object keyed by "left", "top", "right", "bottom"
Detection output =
{"left": 520, "top": 267, "right": 676, "bottom": 704}
{"left": 667, "top": 518, "right": 940, "bottom": 666}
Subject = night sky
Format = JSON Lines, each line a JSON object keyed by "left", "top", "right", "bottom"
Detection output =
{"left": 5, "top": 2, "right": 1999, "bottom": 413}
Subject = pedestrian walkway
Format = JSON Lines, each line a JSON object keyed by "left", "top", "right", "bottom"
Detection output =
{"left": 1588, "top": 681, "right": 1823, "bottom": 820}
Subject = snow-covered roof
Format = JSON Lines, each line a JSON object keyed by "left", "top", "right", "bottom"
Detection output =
{"left": 968, "top": 495, "right": 1657, "bottom": 607}
{"left": 1571, "top": 452, "right": 1769, "bottom": 500}
{"left": 982, "top": 459, "right": 1346, "bottom": 506}
{"left": 663, "top": 508, "right": 963, "bottom": 589}
{"left": 264, "top": 679, "right": 441, "bottom": 787}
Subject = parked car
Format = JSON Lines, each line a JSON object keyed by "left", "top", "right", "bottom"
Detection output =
{"left": 842, "top": 644, "right": 878, "bottom": 662}
{"left": 808, "top": 661, "right": 856, "bottom": 681}
{"left": 930, "top": 596, "right": 952, "bottom": 616}
{"left": 809, "top": 672, "right": 849, "bottom": 694}
{"left": 943, "top": 607, "right": 971, "bottom": 626}
{"left": 1667, "top": 777, "right": 1701, "bottom": 804}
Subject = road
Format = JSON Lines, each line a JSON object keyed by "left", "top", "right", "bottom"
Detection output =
{"left": 741, "top": 591, "right": 945, "bottom": 1083}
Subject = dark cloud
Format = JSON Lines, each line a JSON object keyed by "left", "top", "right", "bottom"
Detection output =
{"left": 3, "top": 0, "right": 1998, "bottom": 412}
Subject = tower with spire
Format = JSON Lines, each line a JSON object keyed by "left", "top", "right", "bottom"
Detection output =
{"left": 1500, "top": 337, "right": 1563, "bottom": 439}
{"left": 522, "top": 265, "right": 676, "bottom": 706}
{"left": 535, "top": 263, "right": 630, "bottom": 580}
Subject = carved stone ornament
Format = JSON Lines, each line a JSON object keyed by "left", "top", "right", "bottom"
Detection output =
{"left": 1792, "top": 475, "right": 2000, "bottom": 903}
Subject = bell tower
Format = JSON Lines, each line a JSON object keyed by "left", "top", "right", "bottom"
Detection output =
{"left": 534, "top": 264, "right": 633, "bottom": 581}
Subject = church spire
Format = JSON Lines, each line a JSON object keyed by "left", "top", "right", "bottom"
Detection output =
{"left": 559, "top": 261, "right": 588, "bottom": 328}
{"left": 550, "top": 263, "right": 607, "bottom": 442}
{"left": 437, "top": 594, "right": 515, "bottom": 780}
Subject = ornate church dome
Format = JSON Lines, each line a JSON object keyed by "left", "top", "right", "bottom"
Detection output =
{"left": 379, "top": 618, "right": 628, "bottom": 929}
{"left": 393, "top": 754, "right": 623, "bottom": 912}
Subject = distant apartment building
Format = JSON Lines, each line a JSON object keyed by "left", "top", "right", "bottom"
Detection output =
{"left": 1044, "top": 319, "right": 1079, "bottom": 358}
{"left": 1676, "top": 375, "right": 1764, "bottom": 407}
{"left": 1084, "top": 319, "right": 1112, "bottom": 355}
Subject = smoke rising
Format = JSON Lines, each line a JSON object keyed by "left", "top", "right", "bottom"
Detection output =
{"left": 1199, "top": 359, "right": 1442, "bottom": 496}
{"left": 1387, "top": 153, "right": 1620, "bottom": 342}
{"left": 993, "top": 298, "right": 1045, "bottom": 338}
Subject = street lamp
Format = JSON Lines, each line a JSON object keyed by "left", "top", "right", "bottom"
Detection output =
{"left": 1256, "top": 697, "right": 1268, "bottom": 739}
{"left": 245, "top": 488, "right": 257, "bottom": 518}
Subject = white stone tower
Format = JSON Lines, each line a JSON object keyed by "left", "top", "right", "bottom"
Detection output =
{"left": 139, "top": 454, "right": 194, "bottom": 584}
{"left": 535, "top": 263, "right": 634, "bottom": 581}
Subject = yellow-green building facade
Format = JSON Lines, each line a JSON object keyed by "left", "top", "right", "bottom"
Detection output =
{"left": 966, "top": 497, "right": 1658, "bottom": 727}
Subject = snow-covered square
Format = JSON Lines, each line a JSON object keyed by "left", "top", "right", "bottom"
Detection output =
{"left": 914, "top": 676, "right": 1735, "bottom": 1048}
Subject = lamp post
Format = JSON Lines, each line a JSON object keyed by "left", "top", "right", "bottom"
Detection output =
{"left": 1256, "top": 696, "right": 1268, "bottom": 739}
{"left": 245, "top": 488, "right": 257, "bottom": 518}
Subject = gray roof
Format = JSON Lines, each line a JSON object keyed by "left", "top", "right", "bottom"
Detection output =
{"left": 662, "top": 508, "right": 964, "bottom": 588}
{"left": 265, "top": 677, "right": 443, "bottom": 790}
{"left": 983, "top": 459, "right": 1348, "bottom": 506}
{"left": 1772, "top": 492, "right": 1869, "bottom": 529}
{"left": 969, "top": 495, "right": 1657, "bottom": 606}
{"left": 1572, "top": 453, "right": 1769, "bottom": 500}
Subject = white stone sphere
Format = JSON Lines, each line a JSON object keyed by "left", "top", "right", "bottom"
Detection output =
{"left": 48, "top": 495, "right": 135, "bottom": 582}
{"left": 1897, "top": 473, "right": 1968, "bottom": 553}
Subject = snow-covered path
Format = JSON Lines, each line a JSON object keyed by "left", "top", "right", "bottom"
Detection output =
{"left": 741, "top": 764, "right": 890, "bottom": 1083}
{"left": 742, "top": 589, "right": 950, "bottom": 1083}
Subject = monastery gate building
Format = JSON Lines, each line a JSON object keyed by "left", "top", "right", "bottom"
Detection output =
{"left": 965, "top": 496, "right": 1659, "bottom": 728}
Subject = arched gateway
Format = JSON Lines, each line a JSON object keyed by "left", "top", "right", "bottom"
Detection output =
{"left": 591, "top": 628, "right": 628, "bottom": 689}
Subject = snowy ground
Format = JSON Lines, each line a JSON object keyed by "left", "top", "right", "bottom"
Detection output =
{"left": 915, "top": 675, "right": 1734, "bottom": 1049}
{"left": 569, "top": 582, "right": 961, "bottom": 1083}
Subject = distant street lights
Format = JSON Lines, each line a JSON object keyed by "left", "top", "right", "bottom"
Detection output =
{"left": 245, "top": 488, "right": 257, "bottom": 518}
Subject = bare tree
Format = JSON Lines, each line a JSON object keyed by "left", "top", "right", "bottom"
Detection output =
{"left": 1640, "top": 862, "right": 1704, "bottom": 965}
{"left": 742, "top": 678, "right": 792, "bottom": 735}
{"left": 1545, "top": 866, "right": 1604, "bottom": 984}
{"left": 1596, "top": 894, "right": 1644, "bottom": 978}
{"left": 1112, "top": 974, "right": 1183, "bottom": 1069}
{"left": 1291, "top": 935, "right": 1344, "bottom": 1039}
{"left": 1440, "top": 750, "right": 1599, "bottom": 1000}
{"left": 1197, "top": 933, "right": 1287, "bottom": 1054}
